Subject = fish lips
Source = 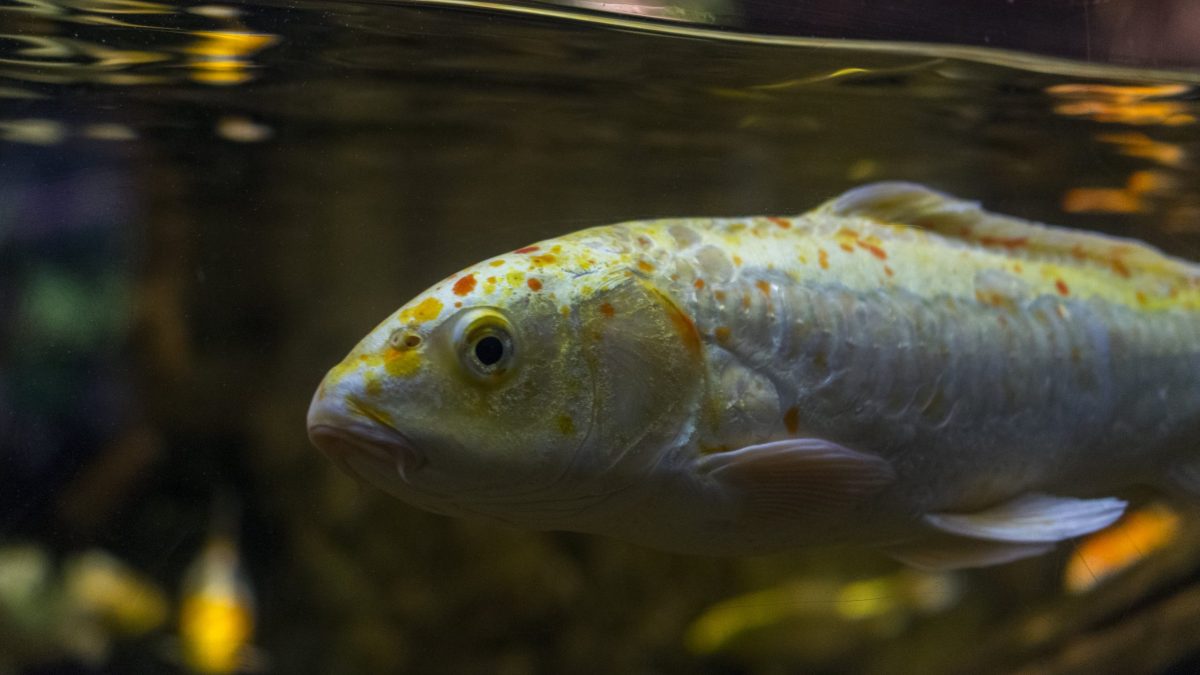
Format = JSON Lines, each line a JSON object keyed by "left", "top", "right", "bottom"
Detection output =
{"left": 308, "top": 419, "right": 427, "bottom": 482}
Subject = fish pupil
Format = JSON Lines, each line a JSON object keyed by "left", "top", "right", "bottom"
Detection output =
{"left": 474, "top": 335, "right": 505, "bottom": 366}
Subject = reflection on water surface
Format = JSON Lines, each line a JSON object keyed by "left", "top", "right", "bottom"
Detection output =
{"left": 2, "top": 1, "right": 1200, "bottom": 673}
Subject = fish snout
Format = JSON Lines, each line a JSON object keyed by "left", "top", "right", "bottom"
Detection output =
{"left": 307, "top": 392, "right": 426, "bottom": 480}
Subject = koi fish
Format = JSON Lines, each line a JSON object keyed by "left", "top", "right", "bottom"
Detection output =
{"left": 307, "top": 183, "right": 1200, "bottom": 569}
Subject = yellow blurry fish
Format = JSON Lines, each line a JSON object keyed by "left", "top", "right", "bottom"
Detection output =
{"left": 308, "top": 183, "right": 1200, "bottom": 569}
{"left": 1064, "top": 502, "right": 1181, "bottom": 593}
{"left": 173, "top": 501, "right": 266, "bottom": 675}
{"left": 63, "top": 550, "right": 168, "bottom": 636}
{"left": 685, "top": 568, "right": 961, "bottom": 658}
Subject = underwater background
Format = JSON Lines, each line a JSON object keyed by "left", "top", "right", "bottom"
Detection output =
{"left": 2, "top": 0, "right": 1200, "bottom": 672}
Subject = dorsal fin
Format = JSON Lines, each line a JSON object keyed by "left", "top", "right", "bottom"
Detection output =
{"left": 820, "top": 182, "right": 1199, "bottom": 284}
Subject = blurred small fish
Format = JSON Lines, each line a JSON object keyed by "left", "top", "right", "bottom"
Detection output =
{"left": 686, "top": 568, "right": 961, "bottom": 659}
{"left": 309, "top": 183, "right": 1200, "bottom": 569}
{"left": 170, "top": 499, "right": 266, "bottom": 674}
{"left": 1064, "top": 502, "right": 1181, "bottom": 594}
{"left": 0, "top": 544, "right": 167, "bottom": 670}
{"left": 64, "top": 549, "right": 169, "bottom": 636}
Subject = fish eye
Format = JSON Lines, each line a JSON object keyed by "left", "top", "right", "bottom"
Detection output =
{"left": 453, "top": 309, "right": 516, "bottom": 381}
{"left": 474, "top": 335, "right": 505, "bottom": 366}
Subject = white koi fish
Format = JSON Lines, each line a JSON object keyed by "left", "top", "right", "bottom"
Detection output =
{"left": 307, "top": 183, "right": 1200, "bottom": 569}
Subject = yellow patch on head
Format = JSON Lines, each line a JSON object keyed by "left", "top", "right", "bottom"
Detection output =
{"left": 384, "top": 347, "right": 421, "bottom": 377}
{"left": 400, "top": 296, "right": 443, "bottom": 324}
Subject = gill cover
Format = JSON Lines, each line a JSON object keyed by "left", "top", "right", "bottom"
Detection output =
{"left": 572, "top": 277, "right": 705, "bottom": 483}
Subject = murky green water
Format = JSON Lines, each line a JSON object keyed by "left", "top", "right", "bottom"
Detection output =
{"left": 3, "top": 1, "right": 1200, "bottom": 673}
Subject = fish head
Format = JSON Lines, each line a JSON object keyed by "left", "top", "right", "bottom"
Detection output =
{"left": 307, "top": 237, "right": 705, "bottom": 528}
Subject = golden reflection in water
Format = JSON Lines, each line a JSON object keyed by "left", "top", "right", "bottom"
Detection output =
{"left": 1049, "top": 82, "right": 1194, "bottom": 216}
{"left": 1097, "top": 131, "right": 1188, "bottom": 168}
{"left": 1061, "top": 170, "right": 1178, "bottom": 215}
{"left": 184, "top": 29, "right": 277, "bottom": 85}
{"left": 1047, "top": 82, "right": 1196, "bottom": 126}
{"left": 0, "top": 0, "right": 278, "bottom": 86}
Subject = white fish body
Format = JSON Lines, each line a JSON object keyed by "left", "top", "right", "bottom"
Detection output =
{"left": 307, "top": 183, "right": 1200, "bottom": 569}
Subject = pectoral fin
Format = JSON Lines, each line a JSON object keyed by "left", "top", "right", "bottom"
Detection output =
{"left": 697, "top": 439, "right": 895, "bottom": 522}
{"left": 924, "top": 493, "right": 1127, "bottom": 543}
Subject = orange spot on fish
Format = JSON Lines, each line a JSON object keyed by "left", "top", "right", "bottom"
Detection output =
{"left": 1013, "top": 263, "right": 1024, "bottom": 273}
{"left": 768, "top": 217, "right": 791, "bottom": 229}
{"left": 637, "top": 260, "right": 655, "bottom": 272}
{"left": 1055, "top": 279, "right": 1070, "bottom": 296}
{"left": 527, "top": 278, "right": 543, "bottom": 291}
{"left": 651, "top": 289, "right": 701, "bottom": 357}
{"left": 714, "top": 290, "right": 727, "bottom": 301}
{"left": 883, "top": 265, "right": 894, "bottom": 277}
{"left": 489, "top": 259, "right": 505, "bottom": 267}
{"left": 452, "top": 274, "right": 477, "bottom": 296}
{"left": 858, "top": 241, "right": 888, "bottom": 260}
{"left": 839, "top": 242, "right": 855, "bottom": 253}
{"left": 976, "top": 290, "right": 1015, "bottom": 309}
{"left": 732, "top": 255, "right": 743, "bottom": 267}
{"left": 694, "top": 278, "right": 705, "bottom": 290}
{"left": 530, "top": 253, "right": 557, "bottom": 266}
{"left": 454, "top": 301, "right": 462, "bottom": 308}
{"left": 714, "top": 326, "right": 731, "bottom": 343}
{"left": 514, "top": 245, "right": 540, "bottom": 254}
{"left": 600, "top": 302, "right": 615, "bottom": 317}
{"left": 755, "top": 280, "right": 771, "bottom": 297}
{"left": 1111, "top": 258, "right": 1131, "bottom": 278}
{"left": 818, "top": 249, "right": 829, "bottom": 270}
{"left": 978, "top": 235, "right": 1029, "bottom": 249}
{"left": 783, "top": 406, "right": 799, "bottom": 434}
{"left": 1136, "top": 290, "right": 1148, "bottom": 305}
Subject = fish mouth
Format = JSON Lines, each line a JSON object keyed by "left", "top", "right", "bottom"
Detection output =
{"left": 307, "top": 410, "right": 426, "bottom": 481}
